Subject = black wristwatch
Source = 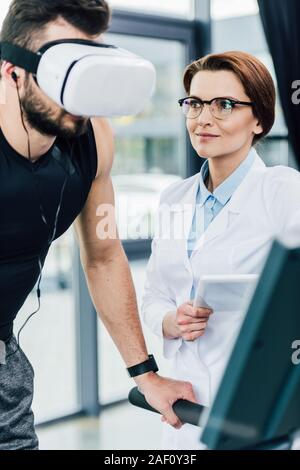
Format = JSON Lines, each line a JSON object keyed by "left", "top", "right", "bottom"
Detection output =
{"left": 127, "top": 354, "right": 159, "bottom": 378}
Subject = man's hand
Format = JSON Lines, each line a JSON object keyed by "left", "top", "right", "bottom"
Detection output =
{"left": 135, "top": 372, "right": 198, "bottom": 429}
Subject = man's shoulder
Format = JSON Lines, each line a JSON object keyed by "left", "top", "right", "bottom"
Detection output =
{"left": 90, "top": 118, "right": 114, "bottom": 179}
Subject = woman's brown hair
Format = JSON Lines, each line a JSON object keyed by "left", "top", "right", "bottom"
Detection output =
{"left": 183, "top": 51, "right": 276, "bottom": 144}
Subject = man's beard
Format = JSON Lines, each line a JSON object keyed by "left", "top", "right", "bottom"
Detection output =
{"left": 20, "top": 80, "right": 89, "bottom": 139}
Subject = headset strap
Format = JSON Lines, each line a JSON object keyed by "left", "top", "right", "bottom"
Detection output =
{"left": 0, "top": 39, "right": 116, "bottom": 75}
{"left": 0, "top": 42, "right": 41, "bottom": 74}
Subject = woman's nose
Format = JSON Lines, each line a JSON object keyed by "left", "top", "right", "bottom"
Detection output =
{"left": 195, "top": 103, "right": 214, "bottom": 125}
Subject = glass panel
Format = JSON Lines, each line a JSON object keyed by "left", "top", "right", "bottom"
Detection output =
{"left": 109, "top": 0, "right": 194, "bottom": 19}
{"left": 257, "top": 139, "right": 289, "bottom": 167}
{"left": 255, "top": 53, "right": 287, "bottom": 137}
{"left": 98, "top": 34, "right": 187, "bottom": 404}
{"left": 211, "top": 0, "right": 259, "bottom": 20}
{"left": 0, "top": 0, "right": 195, "bottom": 24}
{"left": 211, "top": 2, "right": 288, "bottom": 137}
{"left": 104, "top": 33, "right": 186, "bottom": 241}
{"left": 98, "top": 257, "right": 171, "bottom": 405}
{"left": 0, "top": 0, "right": 11, "bottom": 26}
{"left": 14, "top": 231, "right": 78, "bottom": 423}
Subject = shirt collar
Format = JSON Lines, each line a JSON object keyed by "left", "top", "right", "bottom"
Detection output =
{"left": 198, "top": 162, "right": 211, "bottom": 206}
{"left": 198, "top": 147, "right": 256, "bottom": 207}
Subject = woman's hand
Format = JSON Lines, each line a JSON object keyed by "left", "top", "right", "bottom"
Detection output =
{"left": 163, "top": 302, "right": 213, "bottom": 341}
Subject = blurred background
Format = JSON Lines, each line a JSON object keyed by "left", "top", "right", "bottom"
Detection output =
{"left": 0, "top": 0, "right": 297, "bottom": 449}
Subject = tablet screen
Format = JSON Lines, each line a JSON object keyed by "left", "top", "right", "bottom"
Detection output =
{"left": 193, "top": 274, "right": 259, "bottom": 312}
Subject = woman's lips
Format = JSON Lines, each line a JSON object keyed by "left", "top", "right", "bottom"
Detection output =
{"left": 196, "top": 133, "right": 220, "bottom": 141}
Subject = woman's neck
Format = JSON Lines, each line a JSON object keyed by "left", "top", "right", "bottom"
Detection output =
{"left": 207, "top": 144, "right": 252, "bottom": 192}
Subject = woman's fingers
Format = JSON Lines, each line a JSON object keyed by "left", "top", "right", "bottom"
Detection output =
{"left": 179, "top": 320, "right": 209, "bottom": 340}
{"left": 177, "top": 308, "right": 212, "bottom": 325}
{"left": 178, "top": 316, "right": 209, "bottom": 325}
{"left": 182, "top": 330, "right": 206, "bottom": 341}
{"left": 176, "top": 303, "right": 212, "bottom": 340}
{"left": 180, "top": 322, "right": 207, "bottom": 333}
{"left": 181, "top": 303, "right": 213, "bottom": 319}
{"left": 193, "top": 307, "right": 213, "bottom": 318}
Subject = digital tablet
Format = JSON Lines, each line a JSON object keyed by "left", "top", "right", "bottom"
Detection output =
{"left": 193, "top": 274, "right": 259, "bottom": 312}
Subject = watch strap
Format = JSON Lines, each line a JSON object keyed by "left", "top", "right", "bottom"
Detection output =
{"left": 127, "top": 354, "right": 158, "bottom": 378}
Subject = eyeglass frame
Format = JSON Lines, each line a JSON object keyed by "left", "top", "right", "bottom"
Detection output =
{"left": 178, "top": 96, "right": 255, "bottom": 119}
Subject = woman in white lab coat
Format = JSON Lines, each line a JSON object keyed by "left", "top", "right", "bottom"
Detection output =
{"left": 141, "top": 51, "right": 300, "bottom": 450}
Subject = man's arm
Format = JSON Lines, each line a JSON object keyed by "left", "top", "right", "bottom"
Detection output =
{"left": 75, "top": 119, "right": 148, "bottom": 367}
{"left": 74, "top": 118, "right": 197, "bottom": 428}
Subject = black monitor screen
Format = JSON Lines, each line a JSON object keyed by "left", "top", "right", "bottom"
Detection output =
{"left": 201, "top": 241, "right": 300, "bottom": 450}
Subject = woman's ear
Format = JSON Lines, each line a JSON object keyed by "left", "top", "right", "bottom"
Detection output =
{"left": 253, "top": 120, "right": 263, "bottom": 135}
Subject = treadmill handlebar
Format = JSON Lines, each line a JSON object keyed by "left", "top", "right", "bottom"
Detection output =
{"left": 128, "top": 387, "right": 205, "bottom": 427}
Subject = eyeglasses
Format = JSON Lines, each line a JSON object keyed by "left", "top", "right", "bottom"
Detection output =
{"left": 178, "top": 96, "right": 254, "bottom": 120}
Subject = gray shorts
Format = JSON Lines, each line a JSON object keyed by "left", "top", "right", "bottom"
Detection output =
{"left": 0, "top": 336, "right": 39, "bottom": 450}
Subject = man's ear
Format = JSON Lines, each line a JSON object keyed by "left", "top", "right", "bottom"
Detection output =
{"left": 1, "top": 62, "right": 23, "bottom": 87}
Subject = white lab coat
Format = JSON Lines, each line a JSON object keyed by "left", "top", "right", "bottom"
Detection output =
{"left": 141, "top": 151, "right": 300, "bottom": 450}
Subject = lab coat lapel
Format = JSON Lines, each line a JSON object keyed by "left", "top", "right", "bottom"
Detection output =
{"left": 168, "top": 173, "right": 200, "bottom": 273}
{"left": 192, "top": 155, "right": 266, "bottom": 252}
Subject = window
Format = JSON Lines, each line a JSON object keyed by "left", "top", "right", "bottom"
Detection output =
{"left": 0, "top": 0, "right": 11, "bottom": 27}
{"left": 105, "top": 33, "right": 186, "bottom": 241}
{"left": 211, "top": 0, "right": 289, "bottom": 166}
{"left": 98, "top": 33, "right": 189, "bottom": 404}
{"left": 211, "top": 0, "right": 258, "bottom": 20}
{"left": 98, "top": 258, "right": 171, "bottom": 405}
{"left": 14, "top": 232, "right": 78, "bottom": 423}
{"left": 109, "top": 0, "right": 195, "bottom": 19}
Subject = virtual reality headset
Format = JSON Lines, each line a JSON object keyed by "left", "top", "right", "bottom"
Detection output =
{"left": 0, "top": 39, "right": 156, "bottom": 117}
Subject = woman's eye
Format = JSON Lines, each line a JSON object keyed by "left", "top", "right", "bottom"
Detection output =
{"left": 219, "top": 100, "right": 233, "bottom": 109}
{"left": 188, "top": 100, "right": 201, "bottom": 108}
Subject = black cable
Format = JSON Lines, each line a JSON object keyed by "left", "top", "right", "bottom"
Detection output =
{"left": 16, "top": 82, "right": 49, "bottom": 226}
{"left": 6, "top": 81, "right": 73, "bottom": 359}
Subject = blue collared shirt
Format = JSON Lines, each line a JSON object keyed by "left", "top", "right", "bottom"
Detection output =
{"left": 187, "top": 149, "right": 256, "bottom": 259}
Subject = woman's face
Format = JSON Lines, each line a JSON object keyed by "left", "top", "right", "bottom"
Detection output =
{"left": 186, "top": 70, "right": 263, "bottom": 159}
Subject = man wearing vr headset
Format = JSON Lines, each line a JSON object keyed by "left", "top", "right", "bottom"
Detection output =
{"left": 0, "top": 0, "right": 197, "bottom": 451}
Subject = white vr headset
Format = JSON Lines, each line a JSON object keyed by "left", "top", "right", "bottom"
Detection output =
{"left": 0, "top": 39, "right": 156, "bottom": 117}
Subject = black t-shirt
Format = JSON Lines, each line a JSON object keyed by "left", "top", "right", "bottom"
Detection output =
{"left": 0, "top": 121, "right": 98, "bottom": 340}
